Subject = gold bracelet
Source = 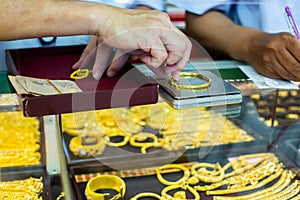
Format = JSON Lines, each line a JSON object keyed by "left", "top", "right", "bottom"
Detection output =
{"left": 169, "top": 72, "right": 212, "bottom": 89}
{"left": 130, "top": 192, "right": 162, "bottom": 200}
{"left": 85, "top": 175, "right": 126, "bottom": 200}
{"left": 191, "top": 162, "right": 225, "bottom": 183}
{"left": 156, "top": 164, "right": 190, "bottom": 186}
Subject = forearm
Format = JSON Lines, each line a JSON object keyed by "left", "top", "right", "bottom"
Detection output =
{"left": 0, "top": 0, "right": 118, "bottom": 40}
{"left": 185, "top": 11, "right": 265, "bottom": 62}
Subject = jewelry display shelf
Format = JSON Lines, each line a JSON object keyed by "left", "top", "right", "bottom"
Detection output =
{"left": 68, "top": 149, "right": 300, "bottom": 200}
{"left": 5, "top": 45, "right": 158, "bottom": 117}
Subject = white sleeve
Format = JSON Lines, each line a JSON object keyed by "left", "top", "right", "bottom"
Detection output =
{"left": 133, "top": 0, "right": 166, "bottom": 11}
{"left": 168, "top": 0, "right": 232, "bottom": 15}
{"left": 83, "top": 0, "right": 165, "bottom": 11}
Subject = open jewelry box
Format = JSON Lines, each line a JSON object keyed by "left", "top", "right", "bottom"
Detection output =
{"left": 5, "top": 45, "right": 159, "bottom": 117}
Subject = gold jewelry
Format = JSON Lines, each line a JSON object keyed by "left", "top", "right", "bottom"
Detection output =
{"left": 207, "top": 168, "right": 284, "bottom": 195}
{"left": 70, "top": 68, "right": 91, "bottom": 80}
{"left": 69, "top": 135, "right": 106, "bottom": 157}
{"left": 129, "top": 132, "right": 159, "bottom": 147}
{"left": 105, "top": 132, "right": 130, "bottom": 147}
{"left": 212, "top": 170, "right": 292, "bottom": 200}
{"left": 0, "top": 177, "right": 43, "bottom": 200}
{"left": 140, "top": 143, "right": 163, "bottom": 154}
{"left": 169, "top": 72, "right": 212, "bottom": 90}
{"left": 156, "top": 164, "right": 190, "bottom": 186}
{"left": 0, "top": 111, "right": 41, "bottom": 167}
{"left": 191, "top": 162, "right": 225, "bottom": 183}
{"left": 161, "top": 184, "right": 200, "bottom": 200}
{"left": 130, "top": 192, "right": 161, "bottom": 200}
{"left": 85, "top": 175, "right": 126, "bottom": 200}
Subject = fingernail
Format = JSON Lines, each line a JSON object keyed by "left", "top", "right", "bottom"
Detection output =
{"left": 72, "top": 62, "right": 79, "bottom": 69}
{"left": 107, "top": 70, "right": 116, "bottom": 77}
{"left": 165, "top": 66, "right": 175, "bottom": 74}
{"left": 93, "top": 70, "right": 103, "bottom": 80}
{"left": 172, "top": 71, "right": 181, "bottom": 81}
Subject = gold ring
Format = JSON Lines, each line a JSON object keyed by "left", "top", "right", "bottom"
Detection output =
{"left": 70, "top": 68, "right": 91, "bottom": 80}
{"left": 169, "top": 72, "right": 212, "bottom": 89}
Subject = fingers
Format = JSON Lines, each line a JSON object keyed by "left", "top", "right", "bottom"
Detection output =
{"left": 284, "top": 37, "right": 300, "bottom": 80}
{"left": 107, "top": 49, "right": 129, "bottom": 77}
{"left": 93, "top": 42, "right": 114, "bottom": 80}
{"left": 139, "top": 37, "right": 168, "bottom": 69}
{"left": 256, "top": 33, "right": 300, "bottom": 81}
{"left": 268, "top": 34, "right": 300, "bottom": 80}
{"left": 72, "top": 36, "right": 98, "bottom": 69}
{"left": 159, "top": 28, "right": 192, "bottom": 80}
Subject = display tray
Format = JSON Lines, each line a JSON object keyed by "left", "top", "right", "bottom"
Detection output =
{"left": 5, "top": 45, "right": 158, "bottom": 117}
{"left": 153, "top": 71, "right": 242, "bottom": 109}
{"left": 62, "top": 133, "right": 183, "bottom": 168}
{"left": 0, "top": 168, "right": 49, "bottom": 199}
{"left": 61, "top": 116, "right": 265, "bottom": 168}
{"left": 69, "top": 150, "right": 299, "bottom": 200}
{"left": 0, "top": 114, "right": 46, "bottom": 171}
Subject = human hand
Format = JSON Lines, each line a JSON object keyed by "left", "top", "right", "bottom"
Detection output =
{"left": 72, "top": 7, "right": 192, "bottom": 80}
{"left": 249, "top": 32, "right": 300, "bottom": 81}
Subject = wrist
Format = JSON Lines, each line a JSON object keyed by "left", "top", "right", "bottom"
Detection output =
{"left": 89, "top": 4, "right": 127, "bottom": 41}
{"left": 245, "top": 30, "right": 269, "bottom": 63}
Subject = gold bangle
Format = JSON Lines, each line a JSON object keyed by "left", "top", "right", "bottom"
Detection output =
{"left": 169, "top": 72, "right": 212, "bottom": 90}
{"left": 156, "top": 164, "right": 190, "bottom": 186}
{"left": 85, "top": 175, "right": 126, "bottom": 200}
{"left": 130, "top": 192, "right": 161, "bottom": 200}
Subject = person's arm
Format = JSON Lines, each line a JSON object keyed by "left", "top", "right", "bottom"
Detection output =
{"left": 186, "top": 11, "right": 300, "bottom": 81}
{"left": 0, "top": 0, "right": 108, "bottom": 40}
{"left": 0, "top": 0, "right": 191, "bottom": 80}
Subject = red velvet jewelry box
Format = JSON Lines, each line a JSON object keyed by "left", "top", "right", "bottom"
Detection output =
{"left": 5, "top": 45, "right": 158, "bottom": 117}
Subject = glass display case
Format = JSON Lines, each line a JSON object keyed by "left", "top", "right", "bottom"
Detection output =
{"left": 1, "top": 52, "right": 300, "bottom": 199}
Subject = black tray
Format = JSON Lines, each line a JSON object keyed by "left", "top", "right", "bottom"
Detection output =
{"left": 69, "top": 149, "right": 299, "bottom": 200}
